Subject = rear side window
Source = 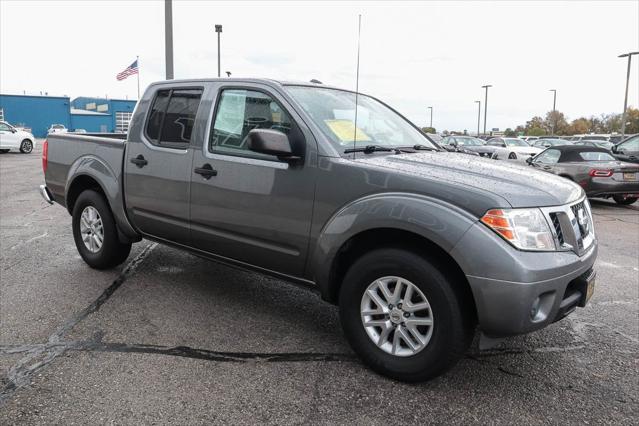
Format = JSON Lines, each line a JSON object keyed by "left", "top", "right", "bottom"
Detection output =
{"left": 145, "top": 88, "right": 203, "bottom": 147}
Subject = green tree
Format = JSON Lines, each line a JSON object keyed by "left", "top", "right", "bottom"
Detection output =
{"left": 622, "top": 107, "right": 639, "bottom": 134}
{"left": 545, "top": 110, "right": 569, "bottom": 135}
{"left": 504, "top": 128, "right": 517, "bottom": 137}
{"left": 525, "top": 116, "right": 546, "bottom": 135}
{"left": 421, "top": 127, "right": 436, "bottom": 133}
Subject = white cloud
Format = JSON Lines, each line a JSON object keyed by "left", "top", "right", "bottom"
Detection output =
{"left": 1, "top": 0, "right": 637, "bottom": 131}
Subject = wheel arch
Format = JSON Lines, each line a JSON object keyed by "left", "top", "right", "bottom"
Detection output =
{"left": 309, "top": 193, "right": 477, "bottom": 310}
{"left": 65, "top": 156, "right": 140, "bottom": 241}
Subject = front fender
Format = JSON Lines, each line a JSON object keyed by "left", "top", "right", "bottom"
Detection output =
{"left": 310, "top": 192, "right": 478, "bottom": 300}
{"left": 66, "top": 155, "right": 138, "bottom": 239}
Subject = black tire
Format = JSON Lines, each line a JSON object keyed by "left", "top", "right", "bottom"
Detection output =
{"left": 72, "top": 190, "right": 131, "bottom": 269}
{"left": 339, "top": 248, "right": 474, "bottom": 382}
{"left": 508, "top": 152, "right": 517, "bottom": 160}
{"left": 19, "top": 139, "right": 33, "bottom": 154}
{"left": 612, "top": 195, "right": 637, "bottom": 205}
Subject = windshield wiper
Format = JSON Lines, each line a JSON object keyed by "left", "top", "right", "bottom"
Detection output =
{"left": 413, "top": 144, "right": 439, "bottom": 151}
{"left": 344, "top": 145, "right": 399, "bottom": 154}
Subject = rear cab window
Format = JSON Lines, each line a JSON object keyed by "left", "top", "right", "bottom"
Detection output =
{"left": 145, "top": 88, "right": 203, "bottom": 148}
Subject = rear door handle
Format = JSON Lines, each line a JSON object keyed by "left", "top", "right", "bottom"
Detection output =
{"left": 194, "top": 163, "right": 218, "bottom": 179}
{"left": 130, "top": 155, "right": 148, "bottom": 168}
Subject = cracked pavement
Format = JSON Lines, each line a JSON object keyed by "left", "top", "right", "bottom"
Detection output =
{"left": 1, "top": 143, "right": 638, "bottom": 424}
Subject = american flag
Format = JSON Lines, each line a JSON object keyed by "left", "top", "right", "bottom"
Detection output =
{"left": 116, "top": 59, "right": 139, "bottom": 81}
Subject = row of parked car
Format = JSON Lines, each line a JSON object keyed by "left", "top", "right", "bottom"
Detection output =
{"left": 437, "top": 134, "right": 639, "bottom": 205}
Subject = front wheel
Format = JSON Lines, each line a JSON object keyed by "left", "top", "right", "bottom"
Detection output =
{"left": 339, "top": 248, "right": 474, "bottom": 382}
{"left": 613, "top": 195, "right": 638, "bottom": 205}
{"left": 508, "top": 152, "right": 517, "bottom": 160}
{"left": 19, "top": 139, "right": 33, "bottom": 154}
{"left": 72, "top": 190, "right": 131, "bottom": 269}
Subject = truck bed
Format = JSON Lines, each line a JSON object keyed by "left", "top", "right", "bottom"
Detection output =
{"left": 45, "top": 133, "right": 126, "bottom": 210}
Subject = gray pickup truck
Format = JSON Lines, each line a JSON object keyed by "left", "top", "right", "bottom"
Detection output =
{"left": 40, "top": 79, "right": 597, "bottom": 381}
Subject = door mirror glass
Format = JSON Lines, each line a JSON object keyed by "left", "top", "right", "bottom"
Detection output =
{"left": 248, "top": 129, "right": 299, "bottom": 161}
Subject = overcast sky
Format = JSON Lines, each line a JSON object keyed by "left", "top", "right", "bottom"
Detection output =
{"left": 1, "top": 0, "right": 638, "bottom": 131}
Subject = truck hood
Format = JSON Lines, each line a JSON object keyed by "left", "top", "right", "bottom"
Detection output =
{"left": 356, "top": 152, "right": 584, "bottom": 208}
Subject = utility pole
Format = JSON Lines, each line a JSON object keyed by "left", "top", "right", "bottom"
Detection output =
{"left": 164, "top": 0, "right": 174, "bottom": 79}
{"left": 619, "top": 51, "right": 638, "bottom": 137}
{"left": 475, "top": 100, "right": 481, "bottom": 136}
{"left": 549, "top": 89, "right": 557, "bottom": 135}
{"left": 481, "top": 85, "right": 492, "bottom": 135}
{"left": 428, "top": 106, "right": 433, "bottom": 129}
{"left": 215, "top": 25, "right": 223, "bottom": 78}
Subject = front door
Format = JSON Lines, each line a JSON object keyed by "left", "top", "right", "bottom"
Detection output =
{"left": 0, "top": 122, "right": 20, "bottom": 149}
{"left": 190, "top": 85, "right": 315, "bottom": 277}
{"left": 124, "top": 87, "right": 204, "bottom": 245}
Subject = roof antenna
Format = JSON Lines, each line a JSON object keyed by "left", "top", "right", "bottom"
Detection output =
{"left": 352, "top": 14, "right": 362, "bottom": 159}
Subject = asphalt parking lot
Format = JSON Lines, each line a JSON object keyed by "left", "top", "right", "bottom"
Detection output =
{"left": 1, "top": 141, "right": 638, "bottom": 424}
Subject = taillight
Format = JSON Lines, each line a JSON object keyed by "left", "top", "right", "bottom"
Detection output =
{"left": 42, "top": 139, "right": 48, "bottom": 173}
{"left": 588, "top": 169, "right": 613, "bottom": 177}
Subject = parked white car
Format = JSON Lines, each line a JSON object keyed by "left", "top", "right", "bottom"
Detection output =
{"left": 486, "top": 137, "right": 542, "bottom": 161}
{"left": 0, "top": 121, "right": 36, "bottom": 154}
{"left": 47, "top": 124, "right": 68, "bottom": 134}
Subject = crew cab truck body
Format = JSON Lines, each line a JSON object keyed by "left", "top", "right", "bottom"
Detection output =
{"left": 41, "top": 79, "right": 598, "bottom": 381}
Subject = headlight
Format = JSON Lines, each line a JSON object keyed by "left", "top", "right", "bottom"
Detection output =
{"left": 481, "top": 208, "right": 555, "bottom": 251}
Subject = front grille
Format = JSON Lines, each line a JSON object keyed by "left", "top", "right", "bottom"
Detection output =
{"left": 541, "top": 198, "right": 595, "bottom": 255}
{"left": 570, "top": 200, "right": 590, "bottom": 239}
{"left": 549, "top": 212, "right": 564, "bottom": 245}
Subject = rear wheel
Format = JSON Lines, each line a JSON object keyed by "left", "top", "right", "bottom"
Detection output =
{"left": 72, "top": 190, "right": 131, "bottom": 269}
{"left": 613, "top": 195, "right": 638, "bottom": 205}
{"left": 339, "top": 248, "right": 474, "bottom": 382}
{"left": 19, "top": 139, "right": 33, "bottom": 154}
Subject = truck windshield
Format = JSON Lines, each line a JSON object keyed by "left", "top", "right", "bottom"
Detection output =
{"left": 285, "top": 86, "right": 436, "bottom": 152}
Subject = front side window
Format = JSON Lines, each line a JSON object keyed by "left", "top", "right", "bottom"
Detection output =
{"left": 145, "top": 88, "right": 203, "bottom": 147}
{"left": 535, "top": 149, "right": 561, "bottom": 164}
{"left": 209, "top": 89, "right": 294, "bottom": 159}
{"left": 285, "top": 86, "right": 437, "bottom": 152}
{"left": 0, "top": 122, "right": 11, "bottom": 131}
{"left": 456, "top": 137, "right": 483, "bottom": 146}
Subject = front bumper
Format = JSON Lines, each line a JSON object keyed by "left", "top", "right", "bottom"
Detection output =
{"left": 39, "top": 184, "right": 54, "bottom": 204}
{"left": 451, "top": 220, "right": 598, "bottom": 337}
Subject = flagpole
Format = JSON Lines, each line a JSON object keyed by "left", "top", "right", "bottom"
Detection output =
{"left": 136, "top": 55, "right": 140, "bottom": 100}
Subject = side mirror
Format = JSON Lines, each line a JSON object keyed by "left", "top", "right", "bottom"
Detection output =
{"left": 248, "top": 129, "right": 301, "bottom": 162}
{"left": 611, "top": 145, "right": 618, "bottom": 153}
{"left": 11, "top": 128, "right": 17, "bottom": 133}
{"left": 525, "top": 156, "right": 534, "bottom": 165}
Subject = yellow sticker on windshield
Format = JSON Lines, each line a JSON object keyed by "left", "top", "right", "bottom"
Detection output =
{"left": 324, "top": 120, "right": 371, "bottom": 143}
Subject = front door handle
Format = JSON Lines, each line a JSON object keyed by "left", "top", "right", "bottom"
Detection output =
{"left": 130, "top": 155, "right": 148, "bottom": 168}
{"left": 194, "top": 163, "right": 218, "bottom": 179}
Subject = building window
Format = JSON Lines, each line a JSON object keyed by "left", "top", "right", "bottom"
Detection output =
{"left": 115, "top": 111, "right": 133, "bottom": 133}
{"left": 0, "top": 108, "right": 4, "bottom": 121}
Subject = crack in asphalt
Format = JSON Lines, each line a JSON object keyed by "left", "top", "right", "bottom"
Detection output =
{"left": 0, "top": 243, "right": 157, "bottom": 405}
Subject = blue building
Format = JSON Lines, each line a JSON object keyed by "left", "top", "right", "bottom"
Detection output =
{"left": 0, "top": 94, "right": 137, "bottom": 137}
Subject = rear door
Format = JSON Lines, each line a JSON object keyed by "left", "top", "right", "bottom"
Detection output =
{"left": 189, "top": 83, "right": 316, "bottom": 277}
{"left": 124, "top": 85, "right": 204, "bottom": 245}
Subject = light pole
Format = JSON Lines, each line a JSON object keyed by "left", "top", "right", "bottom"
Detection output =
{"left": 215, "top": 24, "right": 223, "bottom": 78}
{"left": 475, "top": 100, "right": 481, "bottom": 136}
{"left": 549, "top": 89, "right": 557, "bottom": 135}
{"left": 164, "top": 0, "right": 174, "bottom": 79}
{"left": 619, "top": 51, "right": 639, "bottom": 137}
{"left": 481, "top": 85, "right": 492, "bottom": 136}
{"left": 427, "top": 106, "right": 433, "bottom": 129}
